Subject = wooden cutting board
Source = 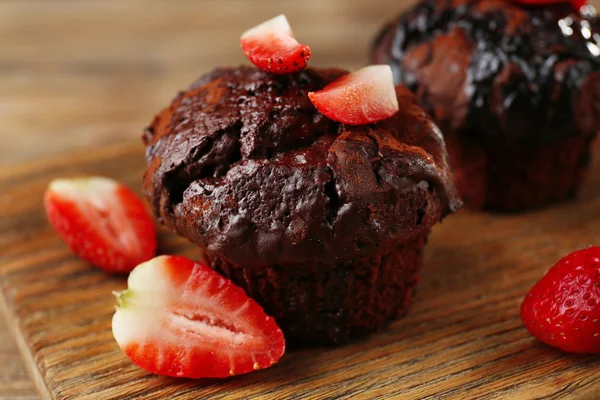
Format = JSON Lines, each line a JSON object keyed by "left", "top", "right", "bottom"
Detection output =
{"left": 2, "top": 140, "right": 600, "bottom": 400}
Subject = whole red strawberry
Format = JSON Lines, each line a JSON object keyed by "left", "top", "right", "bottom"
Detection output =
{"left": 521, "top": 247, "right": 600, "bottom": 353}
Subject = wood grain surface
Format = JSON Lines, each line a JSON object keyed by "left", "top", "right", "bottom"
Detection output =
{"left": 3, "top": 142, "right": 600, "bottom": 400}
{"left": 2, "top": 0, "right": 600, "bottom": 399}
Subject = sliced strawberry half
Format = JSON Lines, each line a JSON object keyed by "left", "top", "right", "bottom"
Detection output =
{"left": 308, "top": 65, "right": 399, "bottom": 125}
{"left": 241, "top": 14, "right": 311, "bottom": 74}
{"left": 112, "top": 255, "right": 286, "bottom": 378}
{"left": 44, "top": 177, "right": 157, "bottom": 273}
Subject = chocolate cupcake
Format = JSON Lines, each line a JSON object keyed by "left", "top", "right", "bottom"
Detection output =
{"left": 142, "top": 66, "right": 460, "bottom": 346}
{"left": 372, "top": 0, "right": 600, "bottom": 211}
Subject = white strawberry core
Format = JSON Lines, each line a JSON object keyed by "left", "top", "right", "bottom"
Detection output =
{"left": 49, "top": 176, "right": 117, "bottom": 196}
{"left": 112, "top": 257, "right": 174, "bottom": 346}
{"left": 240, "top": 14, "right": 302, "bottom": 54}
{"left": 241, "top": 14, "right": 293, "bottom": 40}
{"left": 344, "top": 65, "right": 399, "bottom": 119}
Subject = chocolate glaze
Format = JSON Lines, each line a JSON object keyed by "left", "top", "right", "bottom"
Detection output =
{"left": 143, "top": 66, "right": 460, "bottom": 268}
{"left": 371, "top": 0, "right": 600, "bottom": 146}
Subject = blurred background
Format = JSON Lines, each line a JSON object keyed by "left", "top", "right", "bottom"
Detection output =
{"left": 1, "top": 0, "right": 404, "bottom": 168}
{"left": 0, "top": 1, "right": 408, "bottom": 398}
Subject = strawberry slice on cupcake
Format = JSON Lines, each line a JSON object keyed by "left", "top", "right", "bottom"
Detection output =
{"left": 241, "top": 15, "right": 311, "bottom": 74}
{"left": 308, "top": 65, "right": 399, "bottom": 125}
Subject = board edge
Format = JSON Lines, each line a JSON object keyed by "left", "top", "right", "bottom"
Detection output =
{"left": 0, "top": 288, "right": 54, "bottom": 400}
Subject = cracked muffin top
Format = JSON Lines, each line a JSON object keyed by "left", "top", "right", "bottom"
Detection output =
{"left": 371, "top": 0, "right": 600, "bottom": 146}
{"left": 142, "top": 66, "right": 460, "bottom": 268}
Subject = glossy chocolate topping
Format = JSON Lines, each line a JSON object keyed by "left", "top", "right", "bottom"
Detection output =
{"left": 371, "top": 0, "right": 600, "bottom": 145}
{"left": 143, "top": 66, "right": 460, "bottom": 268}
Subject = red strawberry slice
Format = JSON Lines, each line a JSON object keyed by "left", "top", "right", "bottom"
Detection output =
{"left": 521, "top": 247, "right": 600, "bottom": 354}
{"left": 308, "top": 65, "right": 399, "bottom": 125}
{"left": 241, "top": 14, "right": 311, "bottom": 74}
{"left": 44, "top": 177, "right": 157, "bottom": 273}
{"left": 112, "top": 255, "right": 286, "bottom": 378}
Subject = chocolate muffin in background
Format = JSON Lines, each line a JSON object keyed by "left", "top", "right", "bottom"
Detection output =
{"left": 142, "top": 66, "right": 461, "bottom": 346}
{"left": 372, "top": 0, "right": 600, "bottom": 211}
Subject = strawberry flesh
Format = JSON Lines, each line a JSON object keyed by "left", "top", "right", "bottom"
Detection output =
{"left": 308, "top": 65, "right": 399, "bottom": 125}
{"left": 521, "top": 247, "right": 600, "bottom": 354}
{"left": 112, "top": 255, "right": 285, "bottom": 378}
{"left": 44, "top": 177, "right": 157, "bottom": 273}
{"left": 241, "top": 15, "right": 311, "bottom": 74}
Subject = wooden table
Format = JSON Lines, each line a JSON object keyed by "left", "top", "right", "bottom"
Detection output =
{"left": 0, "top": 1, "right": 411, "bottom": 398}
{"left": 2, "top": 1, "right": 600, "bottom": 399}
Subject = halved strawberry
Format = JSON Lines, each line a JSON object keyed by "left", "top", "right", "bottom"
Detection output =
{"left": 308, "top": 65, "right": 399, "bottom": 125}
{"left": 241, "top": 14, "right": 311, "bottom": 74}
{"left": 112, "top": 255, "right": 286, "bottom": 378}
{"left": 44, "top": 177, "right": 157, "bottom": 273}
